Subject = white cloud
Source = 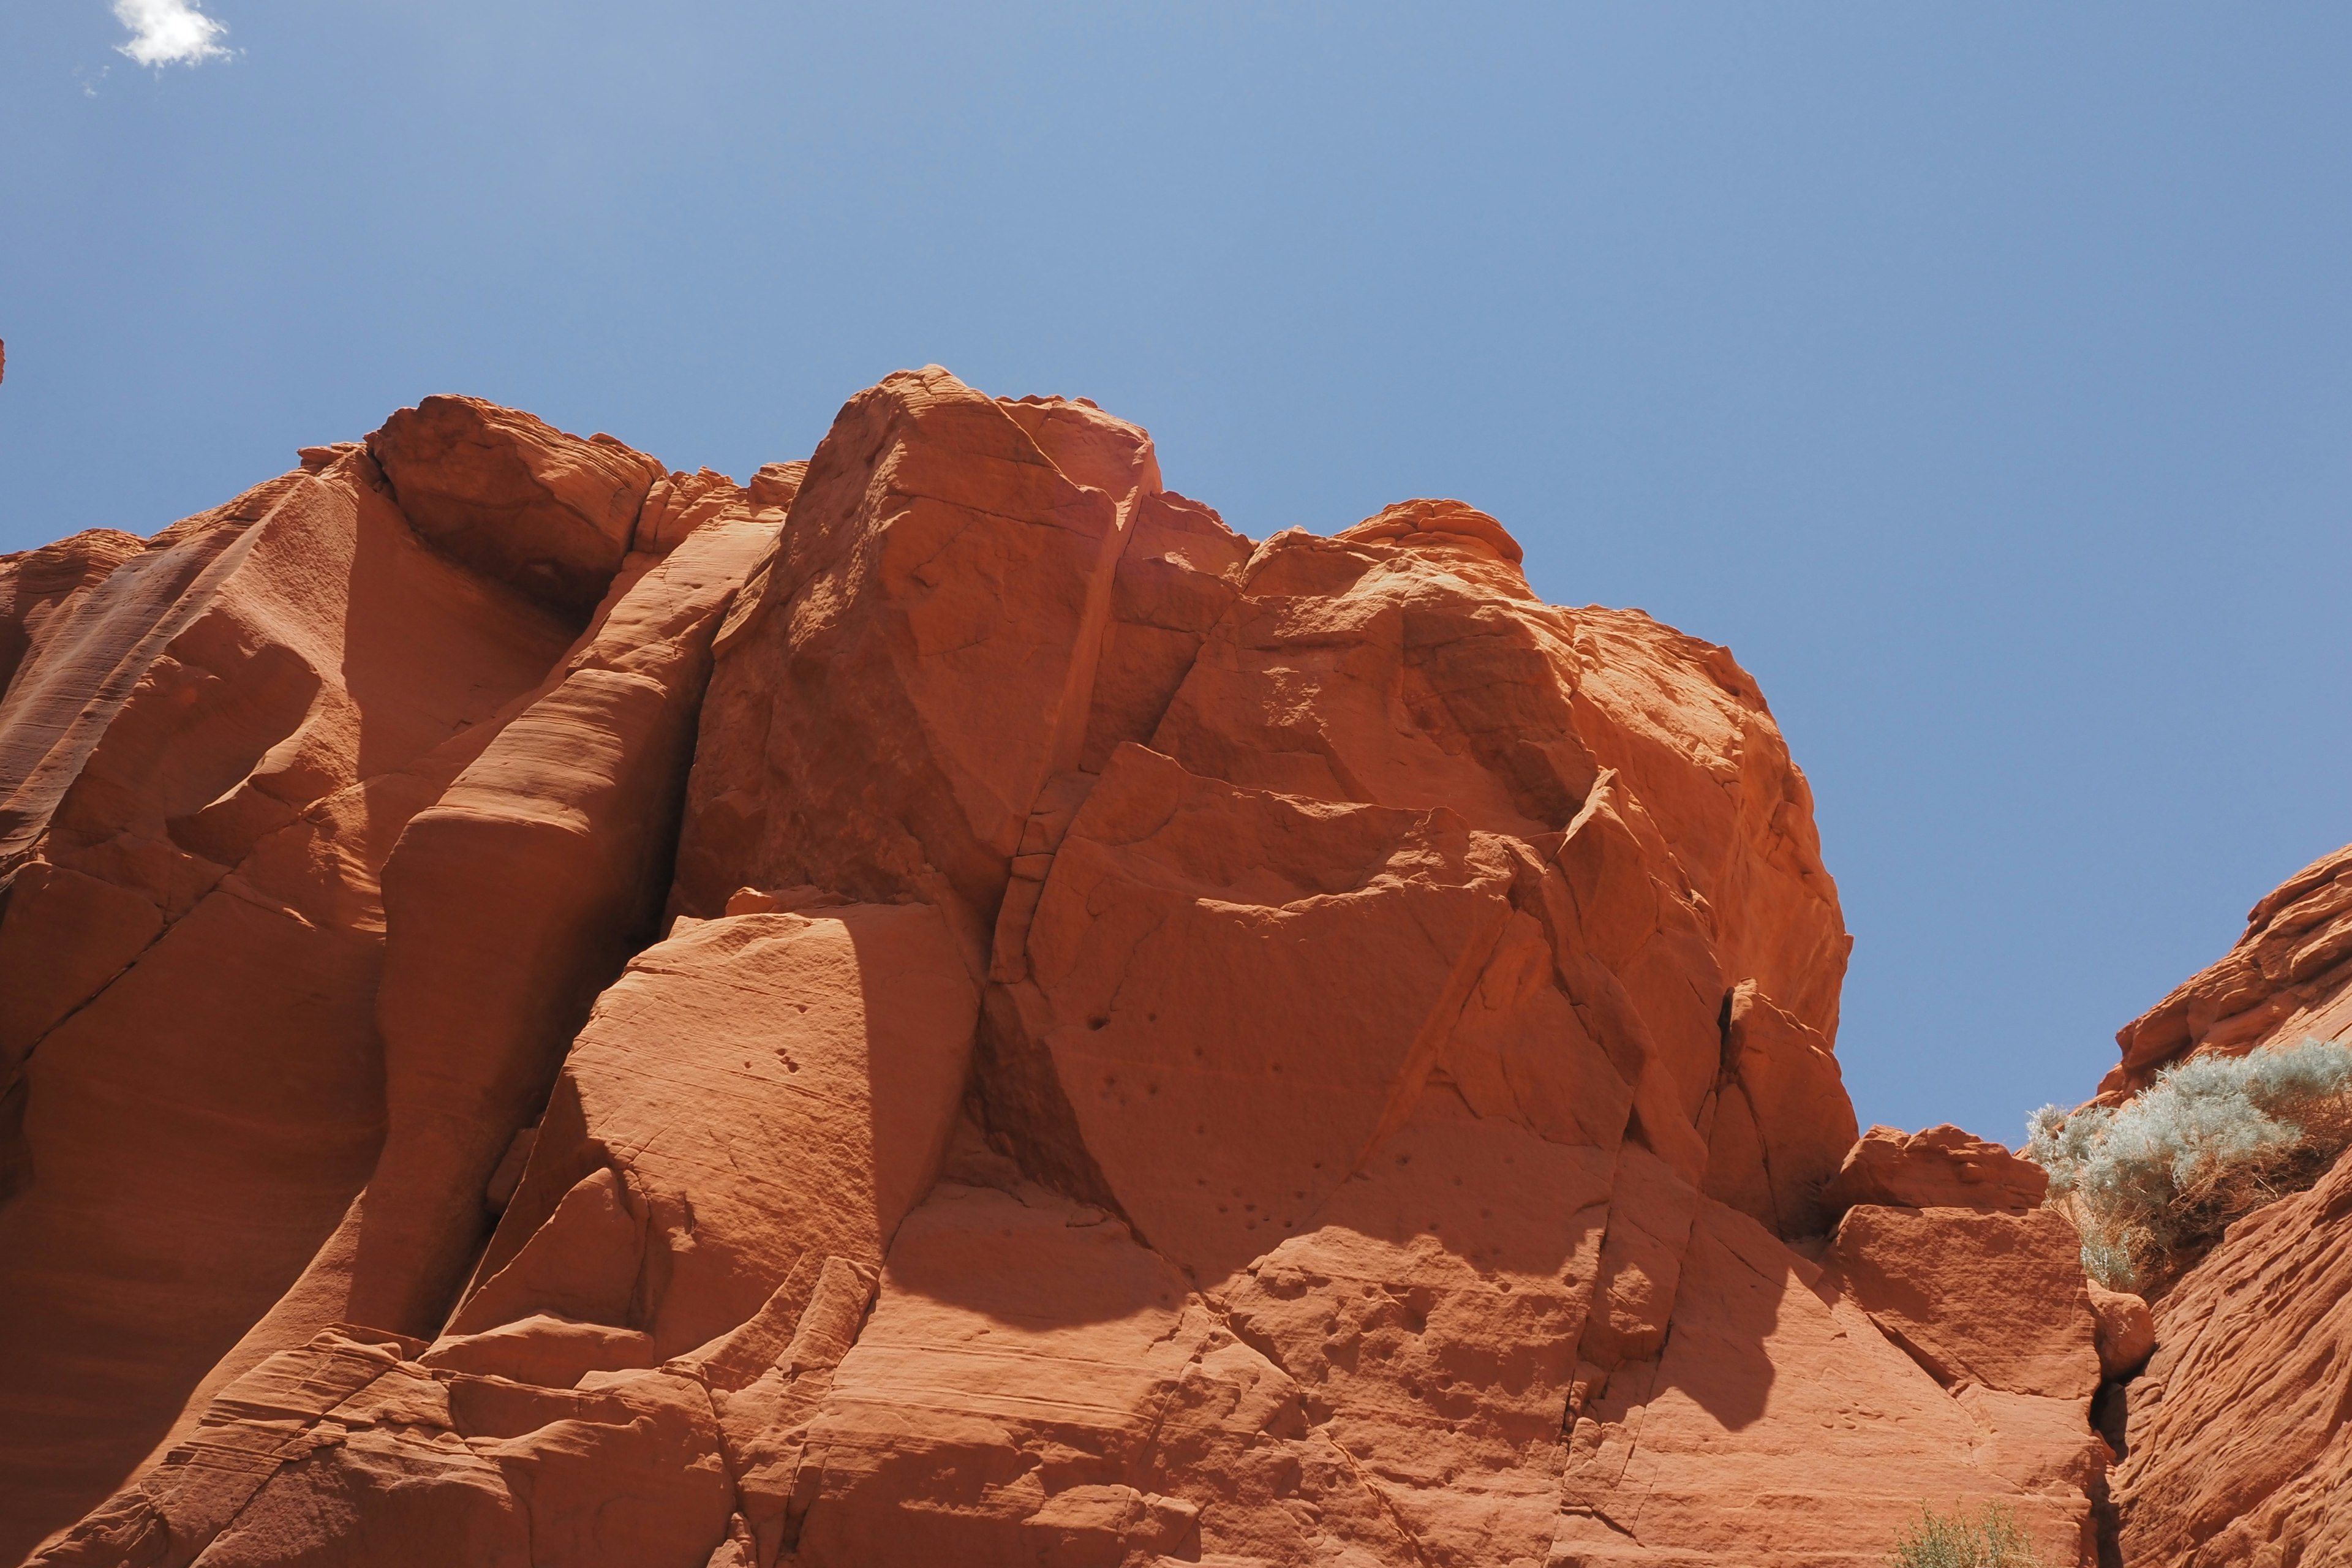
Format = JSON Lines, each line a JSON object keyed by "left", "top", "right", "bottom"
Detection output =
{"left": 113, "top": 0, "right": 230, "bottom": 68}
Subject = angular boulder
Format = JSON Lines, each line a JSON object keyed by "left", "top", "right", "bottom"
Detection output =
{"left": 367, "top": 396, "right": 663, "bottom": 616}
{"left": 1823, "top": 1122, "right": 2049, "bottom": 1217}
{"left": 1826, "top": 1204, "right": 2101, "bottom": 1399}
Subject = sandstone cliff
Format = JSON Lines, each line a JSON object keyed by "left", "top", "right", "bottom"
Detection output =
{"left": 5, "top": 372, "right": 2122, "bottom": 1566}
{"left": 2094, "top": 845, "right": 2352, "bottom": 1566}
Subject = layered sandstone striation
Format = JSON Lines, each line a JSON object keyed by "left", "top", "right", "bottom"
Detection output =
{"left": 2109, "top": 1140, "right": 2352, "bottom": 1565}
{"left": 2106, "top": 843, "right": 2352, "bottom": 1095}
{"left": 6, "top": 371, "right": 2122, "bottom": 1567}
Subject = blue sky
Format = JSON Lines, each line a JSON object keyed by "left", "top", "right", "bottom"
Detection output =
{"left": 4, "top": 4, "right": 2348, "bottom": 1144}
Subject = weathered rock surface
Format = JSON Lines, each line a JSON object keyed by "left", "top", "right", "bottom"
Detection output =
{"left": 7, "top": 370, "right": 2119, "bottom": 1567}
{"left": 0, "top": 442, "right": 587, "bottom": 1550}
{"left": 1822, "top": 1122, "right": 2049, "bottom": 1217}
{"left": 2109, "top": 1145, "right": 2352, "bottom": 1566}
{"left": 1826, "top": 1204, "right": 2100, "bottom": 1399}
{"left": 2074, "top": 839, "right": 2352, "bottom": 1567}
{"left": 367, "top": 396, "right": 665, "bottom": 616}
{"left": 1558, "top": 1199, "right": 2098, "bottom": 1566}
{"left": 668, "top": 371, "right": 1150, "bottom": 935}
{"left": 2108, "top": 842, "right": 2352, "bottom": 1095}
{"left": 0, "top": 530, "right": 143, "bottom": 704}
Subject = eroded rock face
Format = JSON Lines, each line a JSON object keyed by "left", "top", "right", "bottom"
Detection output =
{"left": 1823, "top": 1122, "right": 2049, "bottom": 1217}
{"left": 9, "top": 370, "right": 2115, "bottom": 1568}
{"left": 0, "top": 447, "right": 589, "bottom": 1550}
{"left": 2109, "top": 1149, "right": 2352, "bottom": 1566}
{"left": 2075, "top": 838, "right": 2352, "bottom": 1567}
{"left": 0, "top": 411, "right": 766, "bottom": 1561}
{"left": 668, "top": 370, "right": 1149, "bottom": 935}
{"left": 2107, "top": 842, "right": 2352, "bottom": 1094}
{"left": 367, "top": 396, "right": 664, "bottom": 617}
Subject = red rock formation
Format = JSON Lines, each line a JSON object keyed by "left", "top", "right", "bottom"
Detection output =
{"left": 2106, "top": 842, "right": 2352, "bottom": 1093}
{"left": 2059, "top": 839, "right": 2352, "bottom": 1566}
{"left": 368, "top": 396, "right": 664, "bottom": 617}
{"left": 6, "top": 369, "right": 2122, "bottom": 1567}
{"left": 2086, "top": 1281, "right": 2155, "bottom": 1382}
{"left": 0, "top": 443, "right": 584, "bottom": 1549}
{"left": 0, "top": 529, "right": 143, "bottom": 709}
{"left": 1827, "top": 1205, "right": 2099, "bottom": 1398}
{"left": 0, "top": 408, "right": 772, "bottom": 1559}
{"left": 1823, "top": 1122, "right": 2049, "bottom": 1216}
{"left": 2109, "top": 1148, "right": 2352, "bottom": 1565}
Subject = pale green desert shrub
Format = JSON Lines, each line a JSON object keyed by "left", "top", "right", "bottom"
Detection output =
{"left": 1885, "top": 1501, "right": 2045, "bottom": 1567}
{"left": 2027, "top": 1035, "right": 2352, "bottom": 1291}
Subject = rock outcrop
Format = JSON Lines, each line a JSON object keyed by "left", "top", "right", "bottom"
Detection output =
{"left": 2071, "top": 839, "right": 2352, "bottom": 1566}
{"left": 2106, "top": 843, "right": 2352, "bottom": 1095}
{"left": 4, "top": 370, "right": 2121, "bottom": 1566}
{"left": 2109, "top": 1144, "right": 2352, "bottom": 1565}
{"left": 1822, "top": 1123, "right": 2049, "bottom": 1216}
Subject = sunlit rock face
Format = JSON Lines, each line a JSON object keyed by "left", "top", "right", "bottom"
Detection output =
{"left": 2070, "top": 843, "right": 2352, "bottom": 1568}
{"left": 5, "top": 371, "right": 2122, "bottom": 1568}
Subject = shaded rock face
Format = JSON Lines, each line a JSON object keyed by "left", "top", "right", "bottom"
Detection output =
{"left": 366, "top": 396, "right": 664, "bottom": 618}
{"left": 5, "top": 369, "right": 2116, "bottom": 1568}
{"left": 0, "top": 412, "right": 766, "bottom": 1556}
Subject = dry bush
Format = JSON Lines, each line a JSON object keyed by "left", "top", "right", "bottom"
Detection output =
{"left": 1886, "top": 1501, "right": 2046, "bottom": 1567}
{"left": 2028, "top": 1036, "right": 2352, "bottom": 1292}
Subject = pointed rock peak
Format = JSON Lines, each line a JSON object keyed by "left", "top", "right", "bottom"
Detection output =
{"left": 1339, "top": 496, "right": 1525, "bottom": 565}
{"left": 367, "top": 394, "right": 663, "bottom": 616}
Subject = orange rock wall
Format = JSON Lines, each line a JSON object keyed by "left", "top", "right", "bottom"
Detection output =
{"left": 4, "top": 371, "right": 2124, "bottom": 1567}
{"left": 2111, "top": 1147, "right": 2352, "bottom": 1564}
{"left": 2085, "top": 839, "right": 2352, "bottom": 1566}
